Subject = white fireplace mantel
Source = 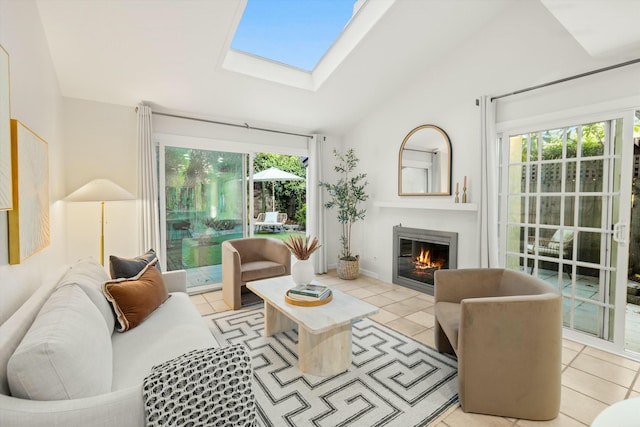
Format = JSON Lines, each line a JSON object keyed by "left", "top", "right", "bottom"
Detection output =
{"left": 373, "top": 200, "right": 478, "bottom": 212}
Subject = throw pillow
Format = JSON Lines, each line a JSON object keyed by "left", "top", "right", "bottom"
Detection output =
{"left": 110, "top": 248, "right": 159, "bottom": 279}
{"left": 103, "top": 260, "right": 169, "bottom": 332}
{"left": 264, "top": 212, "right": 279, "bottom": 223}
{"left": 7, "top": 284, "right": 113, "bottom": 400}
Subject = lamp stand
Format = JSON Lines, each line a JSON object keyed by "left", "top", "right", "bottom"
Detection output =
{"left": 100, "top": 201, "right": 105, "bottom": 266}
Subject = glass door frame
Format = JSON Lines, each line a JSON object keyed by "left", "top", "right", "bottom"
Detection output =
{"left": 497, "top": 108, "right": 636, "bottom": 356}
{"left": 157, "top": 138, "right": 249, "bottom": 294}
{"left": 154, "top": 133, "right": 310, "bottom": 292}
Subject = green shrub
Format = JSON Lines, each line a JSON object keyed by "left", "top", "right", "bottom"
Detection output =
{"left": 295, "top": 204, "right": 307, "bottom": 229}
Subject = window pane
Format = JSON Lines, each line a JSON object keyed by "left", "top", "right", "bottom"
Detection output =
{"left": 566, "top": 126, "right": 578, "bottom": 159}
{"left": 164, "top": 147, "right": 244, "bottom": 288}
{"left": 507, "top": 196, "right": 525, "bottom": 223}
{"left": 509, "top": 165, "right": 525, "bottom": 193}
{"left": 565, "top": 161, "right": 577, "bottom": 192}
{"left": 542, "top": 128, "right": 563, "bottom": 161}
{"left": 577, "top": 231, "right": 601, "bottom": 265}
{"left": 576, "top": 267, "right": 601, "bottom": 303}
{"left": 578, "top": 196, "right": 602, "bottom": 227}
{"left": 580, "top": 160, "right": 604, "bottom": 192}
{"left": 528, "top": 164, "right": 538, "bottom": 193}
{"left": 540, "top": 196, "right": 561, "bottom": 225}
{"left": 581, "top": 122, "right": 605, "bottom": 157}
{"left": 507, "top": 225, "right": 524, "bottom": 253}
{"left": 564, "top": 196, "right": 575, "bottom": 226}
{"left": 541, "top": 163, "right": 562, "bottom": 192}
{"left": 509, "top": 135, "right": 525, "bottom": 163}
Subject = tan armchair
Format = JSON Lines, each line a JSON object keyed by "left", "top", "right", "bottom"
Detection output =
{"left": 434, "top": 268, "right": 562, "bottom": 421}
{"left": 222, "top": 238, "right": 291, "bottom": 310}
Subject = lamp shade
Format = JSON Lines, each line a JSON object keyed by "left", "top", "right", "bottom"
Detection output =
{"left": 66, "top": 178, "right": 135, "bottom": 202}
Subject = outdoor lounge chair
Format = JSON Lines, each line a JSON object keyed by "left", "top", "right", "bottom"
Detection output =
{"left": 527, "top": 229, "right": 574, "bottom": 277}
{"left": 254, "top": 212, "right": 287, "bottom": 233}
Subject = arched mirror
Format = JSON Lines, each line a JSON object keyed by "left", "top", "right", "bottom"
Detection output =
{"left": 398, "top": 125, "right": 451, "bottom": 196}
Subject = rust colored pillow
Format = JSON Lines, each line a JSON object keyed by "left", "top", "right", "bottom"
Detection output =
{"left": 103, "top": 260, "right": 169, "bottom": 332}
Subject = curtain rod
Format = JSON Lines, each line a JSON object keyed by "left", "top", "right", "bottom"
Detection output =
{"left": 491, "top": 58, "right": 640, "bottom": 102}
{"left": 150, "top": 111, "right": 313, "bottom": 139}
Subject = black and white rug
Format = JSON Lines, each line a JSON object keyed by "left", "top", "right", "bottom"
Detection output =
{"left": 205, "top": 305, "right": 458, "bottom": 427}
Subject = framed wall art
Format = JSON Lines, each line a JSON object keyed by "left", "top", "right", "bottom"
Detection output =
{"left": 0, "top": 44, "right": 11, "bottom": 210}
{"left": 8, "top": 119, "right": 50, "bottom": 264}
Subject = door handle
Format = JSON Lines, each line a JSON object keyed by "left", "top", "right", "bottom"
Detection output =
{"left": 613, "top": 222, "right": 627, "bottom": 246}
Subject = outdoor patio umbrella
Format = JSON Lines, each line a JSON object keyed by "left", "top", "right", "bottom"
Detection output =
{"left": 251, "top": 166, "right": 304, "bottom": 209}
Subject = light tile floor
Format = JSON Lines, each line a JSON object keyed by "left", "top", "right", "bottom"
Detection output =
{"left": 191, "top": 271, "right": 640, "bottom": 426}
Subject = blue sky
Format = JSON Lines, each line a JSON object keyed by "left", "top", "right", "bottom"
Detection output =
{"left": 231, "top": 0, "right": 356, "bottom": 71}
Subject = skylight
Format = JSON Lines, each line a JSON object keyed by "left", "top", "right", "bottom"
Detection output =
{"left": 231, "top": 0, "right": 357, "bottom": 72}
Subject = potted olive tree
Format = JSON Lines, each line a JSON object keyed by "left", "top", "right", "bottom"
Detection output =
{"left": 320, "top": 148, "right": 368, "bottom": 279}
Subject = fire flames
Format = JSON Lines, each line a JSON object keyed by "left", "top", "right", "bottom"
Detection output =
{"left": 414, "top": 248, "right": 444, "bottom": 270}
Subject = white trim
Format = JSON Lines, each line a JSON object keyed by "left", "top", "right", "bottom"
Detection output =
{"left": 496, "top": 95, "right": 640, "bottom": 134}
{"left": 154, "top": 132, "right": 309, "bottom": 157}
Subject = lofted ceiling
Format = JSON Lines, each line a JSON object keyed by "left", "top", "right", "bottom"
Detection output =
{"left": 36, "top": 0, "right": 640, "bottom": 135}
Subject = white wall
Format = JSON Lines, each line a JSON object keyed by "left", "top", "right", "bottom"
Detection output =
{"left": 339, "top": 0, "right": 640, "bottom": 283}
{"left": 0, "top": 0, "right": 66, "bottom": 323}
{"left": 62, "top": 98, "right": 138, "bottom": 263}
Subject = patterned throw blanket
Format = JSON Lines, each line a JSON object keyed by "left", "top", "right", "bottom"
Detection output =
{"left": 143, "top": 344, "right": 256, "bottom": 427}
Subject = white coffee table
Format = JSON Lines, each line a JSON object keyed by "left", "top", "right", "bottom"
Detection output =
{"left": 247, "top": 275, "right": 378, "bottom": 376}
{"left": 591, "top": 397, "right": 640, "bottom": 427}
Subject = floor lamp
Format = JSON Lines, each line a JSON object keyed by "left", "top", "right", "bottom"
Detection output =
{"left": 65, "top": 178, "right": 136, "bottom": 265}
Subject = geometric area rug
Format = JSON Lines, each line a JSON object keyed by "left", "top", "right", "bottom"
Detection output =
{"left": 205, "top": 304, "right": 459, "bottom": 427}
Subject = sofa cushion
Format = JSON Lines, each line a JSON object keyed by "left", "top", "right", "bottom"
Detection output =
{"left": 7, "top": 284, "right": 113, "bottom": 400}
{"left": 241, "top": 261, "right": 286, "bottom": 283}
{"left": 103, "top": 260, "right": 169, "bottom": 332}
{"left": 57, "top": 257, "right": 115, "bottom": 333}
{"left": 111, "top": 292, "right": 218, "bottom": 390}
{"left": 434, "top": 301, "right": 461, "bottom": 353}
{"left": 109, "top": 248, "right": 159, "bottom": 279}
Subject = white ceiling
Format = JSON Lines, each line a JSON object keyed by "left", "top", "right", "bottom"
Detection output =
{"left": 36, "top": 0, "right": 640, "bottom": 135}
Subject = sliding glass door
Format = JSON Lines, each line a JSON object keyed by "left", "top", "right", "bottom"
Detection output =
{"left": 160, "top": 146, "right": 246, "bottom": 291}
{"left": 500, "top": 111, "right": 635, "bottom": 351}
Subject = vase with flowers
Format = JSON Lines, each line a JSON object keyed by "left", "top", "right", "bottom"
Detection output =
{"left": 284, "top": 235, "right": 321, "bottom": 285}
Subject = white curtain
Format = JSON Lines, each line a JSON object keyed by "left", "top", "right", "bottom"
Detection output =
{"left": 479, "top": 96, "right": 500, "bottom": 267}
{"left": 137, "top": 104, "right": 161, "bottom": 256}
{"left": 307, "top": 135, "right": 327, "bottom": 274}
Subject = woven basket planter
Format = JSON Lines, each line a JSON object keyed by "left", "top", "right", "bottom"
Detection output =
{"left": 337, "top": 255, "right": 359, "bottom": 280}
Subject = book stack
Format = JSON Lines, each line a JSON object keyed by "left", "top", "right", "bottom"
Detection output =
{"left": 288, "top": 283, "right": 331, "bottom": 301}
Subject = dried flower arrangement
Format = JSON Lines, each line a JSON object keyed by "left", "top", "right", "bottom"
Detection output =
{"left": 283, "top": 235, "right": 321, "bottom": 260}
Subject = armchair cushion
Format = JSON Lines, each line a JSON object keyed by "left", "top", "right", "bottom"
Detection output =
{"left": 433, "top": 302, "right": 460, "bottom": 352}
{"left": 241, "top": 261, "right": 287, "bottom": 283}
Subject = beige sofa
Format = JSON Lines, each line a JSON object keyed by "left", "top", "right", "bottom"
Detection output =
{"left": 434, "top": 268, "right": 562, "bottom": 421}
{"left": 222, "top": 238, "right": 291, "bottom": 309}
{"left": 0, "top": 259, "right": 217, "bottom": 427}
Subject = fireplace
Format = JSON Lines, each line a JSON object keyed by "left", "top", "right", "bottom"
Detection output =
{"left": 392, "top": 225, "right": 458, "bottom": 295}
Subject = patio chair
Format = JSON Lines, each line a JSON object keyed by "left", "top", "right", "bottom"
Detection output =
{"left": 254, "top": 212, "right": 287, "bottom": 233}
{"left": 527, "top": 229, "right": 574, "bottom": 277}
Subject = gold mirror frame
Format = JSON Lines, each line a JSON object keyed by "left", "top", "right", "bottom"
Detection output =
{"left": 398, "top": 124, "right": 451, "bottom": 196}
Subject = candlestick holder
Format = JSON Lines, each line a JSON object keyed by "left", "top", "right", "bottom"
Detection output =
{"left": 462, "top": 186, "right": 467, "bottom": 203}
{"left": 455, "top": 187, "right": 460, "bottom": 203}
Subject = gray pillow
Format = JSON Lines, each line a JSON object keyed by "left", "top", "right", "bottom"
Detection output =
{"left": 109, "top": 249, "right": 159, "bottom": 279}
